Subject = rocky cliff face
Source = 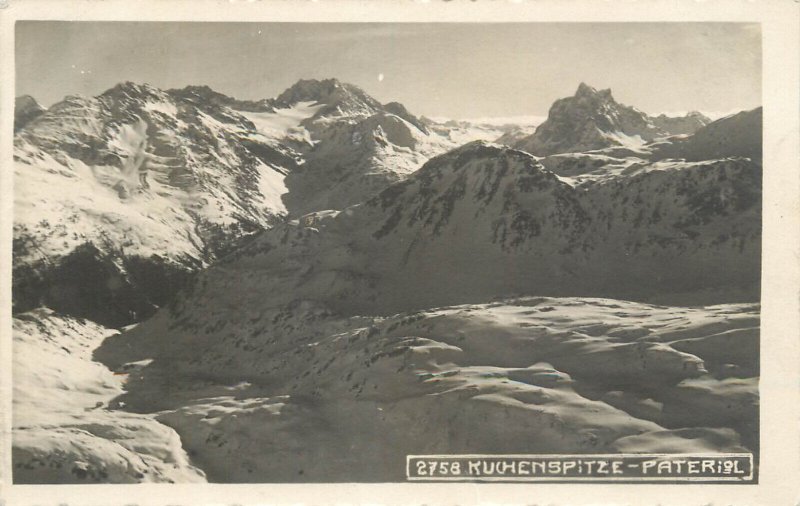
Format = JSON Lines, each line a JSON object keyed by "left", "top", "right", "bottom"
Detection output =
{"left": 514, "top": 84, "right": 710, "bottom": 156}
{"left": 14, "top": 95, "right": 46, "bottom": 132}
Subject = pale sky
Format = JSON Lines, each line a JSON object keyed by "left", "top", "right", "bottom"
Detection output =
{"left": 16, "top": 22, "right": 761, "bottom": 119}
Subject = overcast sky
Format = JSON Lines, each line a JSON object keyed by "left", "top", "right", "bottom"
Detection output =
{"left": 16, "top": 22, "right": 761, "bottom": 119}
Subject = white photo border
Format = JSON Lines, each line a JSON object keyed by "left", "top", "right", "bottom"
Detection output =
{"left": 1, "top": 1, "right": 798, "bottom": 505}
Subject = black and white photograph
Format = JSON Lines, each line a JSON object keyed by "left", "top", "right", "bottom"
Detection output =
{"left": 2, "top": 4, "right": 799, "bottom": 502}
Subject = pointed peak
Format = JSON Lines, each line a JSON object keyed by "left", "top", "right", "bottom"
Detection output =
{"left": 166, "top": 84, "right": 275, "bottom": 113}
{"left": 15, "top": 95, "right": 43, "bottom": 110}
{"left": 14, "top": 95, "right": 46, "bottom": 132}
{"left": 382, "top": 101, "right": 428, "bottom": 134}
{"left": 452, "top": 139, "right": 500, "bottom": 151}
{"left": 102, "top": 81, "right": 163, "bottom": 100}
{"left": 575, "top": 82, "right": 596, "bottom": 96}
{"left": 575, "top": 82, "right": 614, "bottom": 101}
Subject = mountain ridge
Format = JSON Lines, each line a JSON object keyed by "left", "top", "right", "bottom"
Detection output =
{"left": 11, "top": 79, "right": 523, "bottom": 324}
{"left": 12, "top": 81, "right": 294, "bottom": 325}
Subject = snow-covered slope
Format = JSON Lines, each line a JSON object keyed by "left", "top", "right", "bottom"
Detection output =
{"left": 184, "top": 141, "right": 758, "bottom": 318}
{"left": 424, "top": 116, "right": 543, "bottom": 147}
{"left": 13, "top": 308, "right": 205, "bottom": 483}
{"left": 13, "top": 82, "right": 293, "bottom": 325}
{"left": 514, "top": 83, "right": 709, "bottom": 156}
{"left": 537, "top": 153, "right": 647, "bottom": 186}
{"left": 269, "top": 79, "right": 461, "bottom": 216}
{"left": 111, "top": 140, "right": 761, "bottom": 366}
{"left": 283, "top": 110, "right": 451, "bottom": 216}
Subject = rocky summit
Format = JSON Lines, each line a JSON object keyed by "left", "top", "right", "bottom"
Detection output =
{"left": 514, "top": 83, "right": 710, "bottom": 156}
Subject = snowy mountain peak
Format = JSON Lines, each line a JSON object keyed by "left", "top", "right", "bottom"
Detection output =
{"left": 382, "top": 101, "right": 429, "bottom": 133}
{"left": 168, "top": 84, "right": 275, "bottom": 113}
{"left": 100, "top": 81, "right": 165, "bottom": 102}
{"left": 273, "top": 78, "right": 383, "bottom": 119}
{"left": 13, "top": 80, "right": 295, "bottom": 325}
{"left": 275, "top": 78, "right": 375, "bottom": 106}
{"left": 169, "top": 84, "right": 226, "bottom": 101}
{"left": 366, "top": 140, "right": 579, "bottom": 247}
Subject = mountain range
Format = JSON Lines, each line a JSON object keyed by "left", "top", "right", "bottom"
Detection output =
{"left": 13, "top": 79, "right": 459, "bottom": 325}
{"left": 12, "top": 78, "right": 762, "bottom": 483}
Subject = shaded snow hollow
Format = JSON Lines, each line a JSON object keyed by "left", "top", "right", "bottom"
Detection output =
{"left": 13, "top": 309, "right": 205, "bottom": 483}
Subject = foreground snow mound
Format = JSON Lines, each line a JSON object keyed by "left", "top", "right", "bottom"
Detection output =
{"left": 513, "top": 83, "right": 708, "bottom": 156}
{"left": 96, "top": 297, "right": 758, "bottom": 482}
{"left": 13, "top": 308, "right": 205, "bottom": 483}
